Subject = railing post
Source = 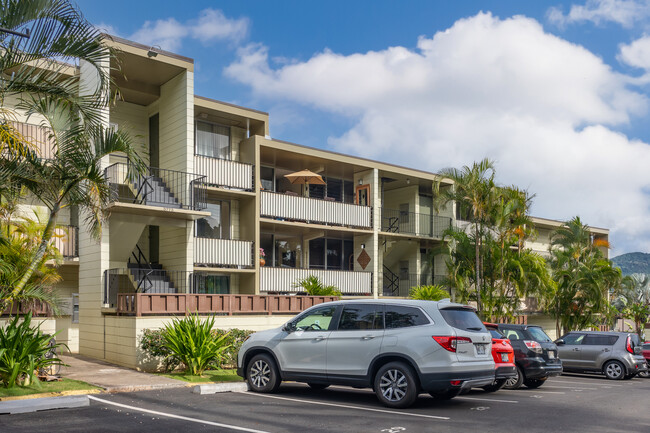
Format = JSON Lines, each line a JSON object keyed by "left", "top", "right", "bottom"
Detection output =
{"left": 135, "top": 293, "right": 142, "bottom": 317}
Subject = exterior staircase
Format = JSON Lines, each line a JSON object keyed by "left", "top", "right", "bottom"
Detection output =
{"left": 133, "top": 175, "right": 181, "bottom": 208}
{"left": 127, "top": 245, "right": 177, "bottom": 293}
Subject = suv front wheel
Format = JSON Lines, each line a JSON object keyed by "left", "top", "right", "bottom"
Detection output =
{"left": 247, "top": 354, "right": 281, "bottom": 393}
{"left": 374, "top": 362, "right": 418, "bottom": 408}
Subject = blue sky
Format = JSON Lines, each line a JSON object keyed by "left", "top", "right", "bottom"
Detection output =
{"left": 76, "top": 0, "right": 650, "bottom": 256}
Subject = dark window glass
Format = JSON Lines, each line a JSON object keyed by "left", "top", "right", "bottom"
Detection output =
{"left": 275, "top": 239, "right": 301, "bottom": 268}
{"left": 260, "top": 166, "right": 275, "bottom": 191}
{"left": 439, "top": 308, "right": 485, "bottom": 332}
{"left": 193, "top": 274, "right": 230, "bottom": 294}
{"left": 327, "top": 239, "right": 342, "bottom": 270}
{"left": 196, "top": 201, "right": 230, "bottom": 239}
{"left": 526, "top": 327, "right": 553, "bottom": 342}
{"left": 309, "top": 238, "right": 325, "bottom": 269}
{"left": 338, "top": 304, "right": 382, "bottom": 330}
{"left": 309, "top": 183, "right": 325, "bottom": 199}
{"left": 561, "top": 333, "right": 585, "bottom": 345}
{"left": 343, "top": 180, "right": 354, "bottom": 204}
{"left": 502, "top": 329, "right": 525, "bottom": 340}
{"left": 489, "top": 329, "right": 503, "bottom": 339}
{"left": 326, "top": 178, "right": 342, "bottom": 202}
{"left": 260, "top": 233, "right": 274, "bottom": 265}
{"left": 385, "top": 306, "right": 428, "bottom": 329}
{"left": 294, "top": 305, "right": 337, "bottom": 331}
{"left": 584, "top": 335, "right": 618, "bottom": 346}
{"left": 343, "top": 240, "right": 354, "bottom": 271}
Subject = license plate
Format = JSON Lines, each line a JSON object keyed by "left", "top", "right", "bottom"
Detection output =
{"left": 501, "top": 353, "right": 509, "bottom": 362}
{"left": 476, "top": 344, "right": 486, "bottom": 355}
{"left": 548, "top": 351, "right": 555, "bottom": 359}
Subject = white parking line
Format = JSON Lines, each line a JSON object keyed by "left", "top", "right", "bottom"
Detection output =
{"left": 553, "top": 379, "right": 623, "bottom": 387}
{"left": 541, "top": 385, "right": 597, "bottom": 390}
{"left": 239, "top": 392, "right": 451, "bottom": 420}
{"left": 455, "top": 396, "right": 518, "bottom": 404}
{"left": 499, "top": 390, "right": 565, "bottom": 394}
{"left": 88, "top": 396, "right": 270, "bottom": 433}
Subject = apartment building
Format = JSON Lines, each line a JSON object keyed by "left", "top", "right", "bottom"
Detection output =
{"left": 2, "top": 35, "right": 609, "bottom": 368}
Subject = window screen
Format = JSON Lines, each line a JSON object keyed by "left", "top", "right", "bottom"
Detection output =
{"left": 385, "top": 306, "right": 428, "bottom": 329}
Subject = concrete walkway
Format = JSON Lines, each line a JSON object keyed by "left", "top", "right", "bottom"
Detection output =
{"left": 59, "top": 354, "right": 189, "bottom": 393}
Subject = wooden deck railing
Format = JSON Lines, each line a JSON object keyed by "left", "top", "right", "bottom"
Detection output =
{"left": 1, "top": 300, "right": 52, "bottom": 317}
{"left": 116, "top": 293, "right": 338, "bottom": 316}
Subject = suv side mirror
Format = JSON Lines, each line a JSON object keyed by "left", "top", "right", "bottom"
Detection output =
{"left": 283, "top": 322, "right": 296, "bottom": 333}
{"left": 555, "top": 339, "right": 565, "bottom": 346}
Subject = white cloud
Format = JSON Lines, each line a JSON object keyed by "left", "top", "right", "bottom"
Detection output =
{"left": 548, "top": 0, "right": 650, "bottom": 28}
{"left": 619, "top": 35, "right": 650, "bottom": 69}
{"left": 226, "top": 12, "right": 650, "bottom": 253}
{"left": 127, "top": 8, "right": 248, "bottom": 52}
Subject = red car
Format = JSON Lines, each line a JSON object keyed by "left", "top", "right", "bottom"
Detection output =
{"left": 641, "top": 342, "right": 650, "bottom": 378}
{"left": 483, "top": 322, "right": 517, "bottom": 392}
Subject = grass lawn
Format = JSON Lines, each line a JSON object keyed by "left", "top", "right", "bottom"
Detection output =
{"left": 159, "top": 369, "right": 242, "bottom": 383}
{"left": 0, "top": 378, "right": 100, "bottom": 399}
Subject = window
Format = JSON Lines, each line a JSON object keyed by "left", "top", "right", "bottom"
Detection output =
{"left": 196, "top": 201, "right": 230, "bottom": 239}
{"left": 275, "top": 239, "right": 302, "bottom": 268}
{"left": 195, "top": 120, "right": 230, "bottom": 159}
{"left": 338, "top": 304, "right": 383, "bottom": 330}
{"left": 193, "top": 274, "right": 230, "bottom": 294}
{"left": 72, "top": 294, "right": 79, "bottom": 324}
{"left": 294, "top": 305, "right": 337, "bottom": 331}
{"left": 385, "top": 306, "right": 429, "bottom": 329}
{"left": 489, "top": 329, "right": 504, "bottom": 339}
{"left": 527, "top": 327, "right": 553, "bottom": 342}
{"left": 260, "top": 166, "right": 275, "bottom": 191}
{"left": 562, "top": 333, "right": 585, "bottom": 345}
{"left": 439, "top": 308, "right": 485, "bottom": 332}
{"left": 583, "top": 335, "right": 618, "bottom": 346}
{"left": 309, "top": 238, "right": 354, "bottom": 270}
{"left": 503, "top": 329, "right": 525, "bottom": 340}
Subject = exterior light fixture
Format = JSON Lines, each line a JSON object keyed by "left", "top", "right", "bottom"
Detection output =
{"left": 147, "top": 45, "right": 161, "bottom": 57}
{"left": 361, "top": 243, "right": 366, "bottom": 249}
{"left": 358, "top": 179, "right": 363, "bottom": 185}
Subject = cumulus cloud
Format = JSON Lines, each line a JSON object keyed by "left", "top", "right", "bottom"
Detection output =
{"left": 548, "top": 0, "right": 650, "bottom": 28}
{"left": 226, "top": 12, "right": 650, "bottom": 253}
{"left": 128, "top": 8, "right": 248, "bottom": 52}
{"left": 619, "top": 35, "right": 650, "bottom": 70}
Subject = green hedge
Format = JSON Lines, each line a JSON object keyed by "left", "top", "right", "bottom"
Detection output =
{"left": 140, "top": 327, "right": 254, "bottom": 372}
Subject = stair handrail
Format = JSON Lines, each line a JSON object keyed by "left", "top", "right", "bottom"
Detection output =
{"left": 129, "top": 244, "right": 155, "bottom": 293}
{"left": 382, "top": 265, "right": 400, "bottom": 294}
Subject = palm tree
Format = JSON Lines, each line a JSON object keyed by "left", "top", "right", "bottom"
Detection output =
{"left": 613, "top": 274, "right": 650, "bottom": 338}
{"left": 434, "top": 158, "right": 496, "bottom": 312}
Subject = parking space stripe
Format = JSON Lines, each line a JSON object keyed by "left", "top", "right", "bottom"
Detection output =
{"left": 541, "top": 385, "right": 597, "bottom": 390}
{"left": 455, "top": 396, "right": 518, "bottom": 404}
{"left": 238, "top": 392, "right": 451, "bottom": 420}
{"left": 88, "top": 396, "right": 270, "bottom": 433}
{"left": 553, "top": 379, "right": 623, "bottom": 387}
{"left": 499, "top": 390, "right": 565, "bottom": 394}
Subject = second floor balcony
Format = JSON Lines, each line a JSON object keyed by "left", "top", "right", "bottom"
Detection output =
{"left": 194, "top": 237, "right": 254, "bottom": 268}
{"left": 194, "top": 155, "right": 254, "bottom": 191}
{"left": 381, "top": 208, "right": 452, "bottom": 238}
{"left": 261, "top": 191, "right": 372, "bottom": 229}
{"left": 260, "top": 266, "right": 372, "bottom": 296}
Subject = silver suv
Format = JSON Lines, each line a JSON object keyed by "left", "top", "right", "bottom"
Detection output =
{"left": 555, "top": 331, "right": 648, "bottom": 380}
{"left": 237, "top": 299, "right": 495, "bottom": 408}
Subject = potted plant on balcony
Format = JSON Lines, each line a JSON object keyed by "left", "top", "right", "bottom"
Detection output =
{"left": 259, "top": 248, "right": 266, "bottom": 267}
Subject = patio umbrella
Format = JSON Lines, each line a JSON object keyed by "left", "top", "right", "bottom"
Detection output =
{"left": 283, "top": 169, "right": 326, "bottom": 186}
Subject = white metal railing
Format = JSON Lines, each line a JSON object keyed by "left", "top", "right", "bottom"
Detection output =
{"left": 194, "top": 237, "right": 253, "bottom": 267}
{"left": 260, "top": 267, "right": 372, "bottom": 295}
{"left": 194, "top": 155, "right": 253, "bottom": 190}
{"left": 261, "top": 191, "right": 372, "bottom": 228}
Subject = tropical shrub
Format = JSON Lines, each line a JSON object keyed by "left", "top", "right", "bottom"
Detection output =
{"left": 0, "top": 312, "right": 66, "bottom": 388}
{"left": 212, "top": 329, "right": 254, "bottom": 367}
{"left": 293, "top": 275, "right": 342, "bottom": 297}
{"left": 409, "top": 285, "right": 449, "bottom": 301}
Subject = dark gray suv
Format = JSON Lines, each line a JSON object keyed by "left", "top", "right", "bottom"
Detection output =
{"left": 555, "top": 331, "right": 648, "bottom": 380}
{"left": 237, "top": 299, "right": 495, "bottom": 408}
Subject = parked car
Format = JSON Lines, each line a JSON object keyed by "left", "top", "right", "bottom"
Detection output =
{"left": 641, "top": 342, "right": 650, "bottom": 378}
{"left": 482, "top": 322, "right": 516, "bottom": 392}
{"left": 555, "top": 331, "right": 648, "bottom": 380}
{"left": 238, "top": 299, "right": 495, "bottom": 408}
{"left": 497, "top": 324, "right": 562, "bottom": 389}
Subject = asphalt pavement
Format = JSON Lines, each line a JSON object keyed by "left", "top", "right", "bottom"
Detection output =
{"left": 1, "top": 373, "right": 648, "bottom": 433}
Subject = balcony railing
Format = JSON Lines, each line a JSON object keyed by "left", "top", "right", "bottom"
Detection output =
{"left": 194, "top": 155, "right": 253, "bottom": 191}
{"left": 381, "top": 272, "right": 448, "bottom": 297}
{"left": 104, "top": 268, "right": 190, "bottom": 308}
{"left": 261, "top": 191, "right": 372, "bottom": 229}
{"left": 1, "top": 300, "right": 52, "bottom": 317}
{"left": 105, "top": 161, "right": 207, "bottom": 211}
{"left": 116, "top": 293, "right": 338, "bottom": 316}
{"left": 261, "top": 267, "right": 372, "bottom": 295}
{"left": 194, "top": 237, "right": 254, "bottom": 268}
{"left": 11, "top": 121, "right": 56, "bottom": 159}
{"left": 381, "top": 208, "right": 451, "bottom": 238}
{"left": 53, "top": 225, "right": 78, "bottom": 258}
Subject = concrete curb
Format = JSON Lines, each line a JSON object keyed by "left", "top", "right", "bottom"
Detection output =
{"left": 0, "top": 388, "right": 101, "bottom": 402}
{"left": 192, "top": 382, "right": 248, "bottom": 395}
{"left": 0, "top": 395, "right": 89, "bottom": 414}
{"left": 103, "top": 382, "right": 192, "bottom": 393}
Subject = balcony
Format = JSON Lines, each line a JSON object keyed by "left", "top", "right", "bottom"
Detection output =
{"left": 105, "top": 162, "right": 207, "bottom": 212}
{"left": 260, "top": 267, "right": 372, "bottom": 295}
{"left": 381, "top": 271, "right": 448, "bottom": 297}
{"left": 381, "top": 208, "right": 451, "bottom": 238}
{"left": 194, "top": 155, "right": 253, "bottom": 191}
{"left": 116, "top": 293, "right": 338, "bottom": 316}
{"left": 194, "top": 237, "right": 254, "bottom": 268}
{"left": 53, "top": 225, "right": 78, "bottom": 258}
{"left": 261, "top": 191, "right": 372, "bottom": 229}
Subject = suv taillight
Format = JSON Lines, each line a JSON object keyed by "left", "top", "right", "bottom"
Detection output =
{"left": 524, "top": 340, "right": 542, "bottom": 354}
{"left": 433, "top": 336, "right": 472, "bottom": 352}
{"left": 626, "top": 336, "right": 634, "bottom": 354}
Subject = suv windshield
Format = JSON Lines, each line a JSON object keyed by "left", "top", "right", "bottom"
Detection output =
{"left": 527, "top": 327, "right": 552, "bottom": 342}
{"left": 439, "top": 308, "right": 486, "bottom": 332}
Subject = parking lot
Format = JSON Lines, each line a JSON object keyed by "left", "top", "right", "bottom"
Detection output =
{"left": 2, "top": 373, "right": 648, "bottom": 433}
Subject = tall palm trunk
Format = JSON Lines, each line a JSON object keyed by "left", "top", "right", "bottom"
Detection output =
{"left": 475, "top": 223, "right": 481, "bottom": 312}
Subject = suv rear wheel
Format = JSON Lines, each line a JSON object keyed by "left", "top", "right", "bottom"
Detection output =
{"left": 247, "top": 354, "right": 280, "bottom": 393}
{"left": 603, "top": 360, "right": 625, "bottom": 380}
{"left": 374, "top": 362, "right": 418, "bottom": 408}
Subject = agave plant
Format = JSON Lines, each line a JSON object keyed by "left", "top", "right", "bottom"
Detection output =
{"left": 0, "top": 312, "right": 67, "bottom": 388}
{"left": 162, "top": 314, "right": 230, "bottom": 376}
{"left": 409, "top": 285, "right": 450, "bottom": 301}
{"left": 293, "top": 275, "right": 342, "bottom": 297}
